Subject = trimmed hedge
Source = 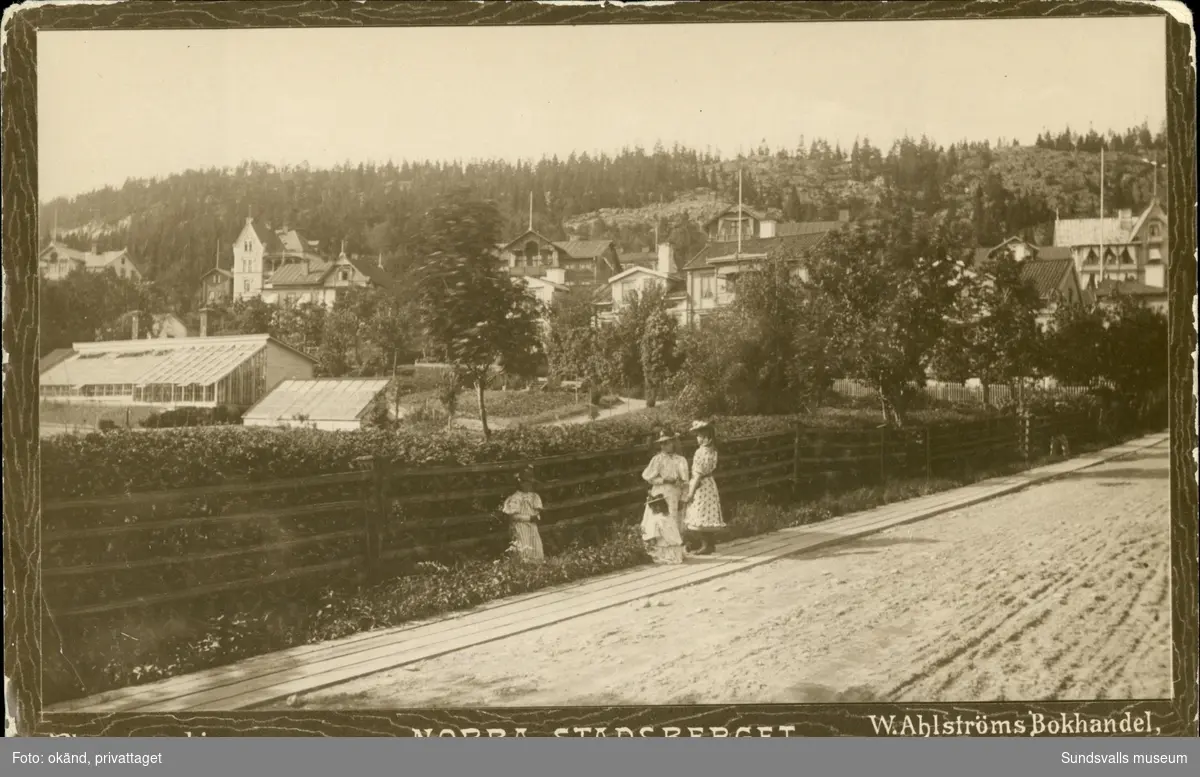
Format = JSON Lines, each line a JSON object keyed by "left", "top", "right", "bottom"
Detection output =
{"left": 42, "top": 404, "right": 1010, "bottom": 501}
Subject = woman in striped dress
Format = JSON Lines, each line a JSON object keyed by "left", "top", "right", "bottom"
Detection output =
{"left": 683, "top": 420, "right": 725, "bottom": 555}
{"left": 501, "top": 469, "right": 545, "bottom": 563}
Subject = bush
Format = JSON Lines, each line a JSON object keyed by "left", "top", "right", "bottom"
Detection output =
{"left": 140, "top": 405, "right": 244, "bottom": 429}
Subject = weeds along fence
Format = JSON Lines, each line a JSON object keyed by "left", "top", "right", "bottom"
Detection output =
{"left": 42, "top": 410, "right": 1102, "bottom": 630}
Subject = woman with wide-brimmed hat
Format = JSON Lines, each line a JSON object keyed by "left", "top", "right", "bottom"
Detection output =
{"left": 682, "top": 420, "right": 724, "bottom": 555}
{"left": 640, "top": 430, "right": 689, "bottom": 564}
{"left": 500, "top": 467, "right": 545, "bottom": 563}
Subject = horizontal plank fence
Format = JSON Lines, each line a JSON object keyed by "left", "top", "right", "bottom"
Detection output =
{"left": 832, "top": 379, "right": 1090, "bottom": 405}
{"left": 42, "top": 410, "right": 1107, "bottom": 624}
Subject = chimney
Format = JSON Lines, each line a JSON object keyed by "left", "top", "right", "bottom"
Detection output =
{"left": 839, "top": 209, "right": 851, "bottom": 222}
{"left": 656, "top": 242, "right": 676, "bottom": 274}
{"left": 130, "top": 310, "right": 141, "bottom": 340}
{"left": 758, "top": 219, "right": 777, "bottom": 239}
{"left": 1119, "top": 208, "right": 1133, "bottom": 231}
{"left": 199, "top": 308, "right": 209, "bottom": 338}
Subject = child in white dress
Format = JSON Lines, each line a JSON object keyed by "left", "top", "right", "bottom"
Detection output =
{"left": 501, "top": 469, "right": 545, "bottom": 563}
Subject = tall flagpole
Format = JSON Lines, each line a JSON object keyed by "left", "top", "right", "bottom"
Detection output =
{"left": 528, "top": 192, "right": 533, "bottom": 231}
{"left": 737, "top": 168, "right": 743, "bottom": 257}
{"left": 1099, "top": 146, "right": 1105, "bottom": 283}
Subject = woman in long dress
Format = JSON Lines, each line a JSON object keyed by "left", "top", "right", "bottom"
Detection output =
{"left": 683, "top": 420, "right": 725, "bottom": 555}
{"left": 501, "top": 469, "right": 545, "bottom": 563}
{"left": 640, "top": 432, "right": 689, "bottom": 564}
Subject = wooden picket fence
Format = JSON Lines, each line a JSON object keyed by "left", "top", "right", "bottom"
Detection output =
{"left": 42, "top": 410, "right": 1101, "bottom": 624}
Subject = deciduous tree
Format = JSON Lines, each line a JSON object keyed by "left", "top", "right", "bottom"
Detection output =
{"left": 412, "top": 189, "right": 542, "bottom": 438}
{"left": 800, "top": 204, "right": 970, "bottom": 425}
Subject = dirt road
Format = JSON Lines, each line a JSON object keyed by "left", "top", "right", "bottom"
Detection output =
{"left": 296, "top": 444, "right": 1171, "bottom": 707}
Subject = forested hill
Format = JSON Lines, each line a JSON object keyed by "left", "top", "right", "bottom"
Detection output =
{"left": 41, "top": 123, "right": 1165, "bottom": 312}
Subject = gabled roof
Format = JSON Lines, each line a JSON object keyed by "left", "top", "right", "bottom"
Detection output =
{"left": 39, "top": 242, "right": 87, "bottom": 262}
{"left": 41, "top": 334, "right": 317, "bottom": 388}
{"left": 343, "top": 255, "right": 398, "bottom": 292}
{"left": 500, "top": 229, "right": 557, "bottom": 252}
{"left": 244, "top": 378, "right": 393, "bottom": 424}
{"left": 704, "top": 204, "right": 768, "bottom": 226}
{"left": 1126, "top": 198, "right": 1165, "bottom": 241}
{"left": 594, "top": 266, "right": 686, "bottom": 303}
{"left": 1019, "top": 258, "right": 1075, "bottom": 300}
{"left": 40, "top": 347, "right": 76, "bottom": 374}
{"left": 1054, "top": 217, "right": 1133, "bottom": 247}
{"left": 248, "top": 220, "right": 285, "bottom": 253}
{"left": 277, "top": 229, "right": 320, "bottom": 255}
{"left": 603, "top": 265, "right": 679, "bottom": 287}
{"left": 775, "top": 220, "right": 847, "bottom": 237}
{"left": 683, "top": 231, "right": 832, "bottom": 271}
{"left": 267, "top": 257, "right": 335, "bottom": 287}
{"left": 84, "top": 249, "right": 130, "bottom": 271}
{"left": 553, "top": 240, "right": 615, "bottom": 260}
{"left": 618, "top": 251, "right": 658, "bottom": 269}
{"left": 39, "top": 242, "right": 133, "bottom": 271}
{"left": 201, "top": 267, "right": 233, "bottom": 280}
{"left": 973, "top": 240, "right": 1074, "bottom": 267}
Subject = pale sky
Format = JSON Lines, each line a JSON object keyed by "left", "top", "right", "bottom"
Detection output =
{"left": 38, "top": 17, "right": 1166, "bottom": 201}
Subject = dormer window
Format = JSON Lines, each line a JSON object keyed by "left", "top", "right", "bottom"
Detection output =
{"left": 1149, "top": 224, "right": 1161, "bottom": 238}
{"left": 339, "top": 268, "right": 351, "bottom": 281}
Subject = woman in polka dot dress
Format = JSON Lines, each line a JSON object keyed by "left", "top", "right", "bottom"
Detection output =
{"left": 683, "top": 420, "right": 724, "bottom": 555}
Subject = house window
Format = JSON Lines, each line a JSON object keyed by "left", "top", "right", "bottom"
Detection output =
{"left": 1084, "top": 250, "right": 1098, "bottom": 265}
{"left": 524, "top": 241, "right": 539, "bottom": 266}
{"left": 244, "top": 279, "right": 251, "bottom": 292}
{"left": 1149, "top": 224, "right": 1161, "bottom": 238}
{"left": 1104, "top": 249, "right": 1117, "bottom": 265}
{"left": 339, "top": 268, "right": 351, "bottom": 281}
{"left": 698, "top": 274, "right": 715, "bottom": 299}
{"left": 244, "top": 240, "right": 252, "bottom": 252}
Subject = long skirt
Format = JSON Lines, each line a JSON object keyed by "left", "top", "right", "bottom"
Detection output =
{"left": 510, "top": 520, "right": 544, "bottom": 563}
{"left": 640, "top": 489, "right": 686, "bottom": 564}
{"left": 683, "top": 477, "right": 725, "bottom": 532}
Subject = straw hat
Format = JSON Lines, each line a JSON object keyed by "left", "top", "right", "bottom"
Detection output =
{"left": 689, "top": 419, "right": 714, "bottom": 433}
{"left": 654, "top": 430, "right": 678, "bottom": 444}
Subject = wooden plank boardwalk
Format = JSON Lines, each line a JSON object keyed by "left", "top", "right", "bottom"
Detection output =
{"left": 46, "top": 433, "right": 1168, "bottom": 714}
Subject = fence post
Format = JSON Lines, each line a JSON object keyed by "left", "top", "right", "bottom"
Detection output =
{"left": 1019, "top": 412, "right": 1030, "bottom": 463}
{"left": 924, "top": 426, "right": 932, "bottom": 481}
{"left": 354, "top": 455, "right": 384, "bottom": 584}
{"left": 792, "top": 424, "right": 802, "bottom": 490}
{"left": 878, "top": 426, "right": 887, "bottom": 483}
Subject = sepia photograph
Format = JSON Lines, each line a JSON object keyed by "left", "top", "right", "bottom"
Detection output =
{"left": 4, "top": 2, "right": 1194, "bottom": 738}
